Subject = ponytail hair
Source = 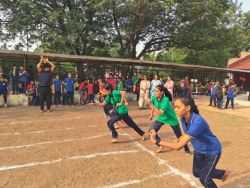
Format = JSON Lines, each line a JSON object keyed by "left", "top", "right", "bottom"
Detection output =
{"left": 155, "top": 85, "right": 172, "bottom": 102}
{"left": 104, "top": 83, "right": 113, "bottom": 95}
{"left": 176, "top": 95, "right": 200, "bottom": 115}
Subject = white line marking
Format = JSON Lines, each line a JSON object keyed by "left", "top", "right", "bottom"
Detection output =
{"left": 0, "top": 150, "right": 138, "bottom": 171}
{"left": 0, "top": 133, "right": 128, "bottom": 150}
{"left": 0, "top": 125, "right": 105, "bottom": 136}
{"left": 122, "top": 132, "right": 201, "bottom": 188}
{"left": 98, "top": 171, "right": 172, "bottom": 188}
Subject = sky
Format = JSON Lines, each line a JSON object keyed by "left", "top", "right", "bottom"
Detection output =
{"left": 3, "top": 0, "right": 250, "bottom": 52}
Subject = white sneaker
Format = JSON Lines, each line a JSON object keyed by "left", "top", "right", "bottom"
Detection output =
{"left": 4, "top": 103, "right": 7, "bottom": 108}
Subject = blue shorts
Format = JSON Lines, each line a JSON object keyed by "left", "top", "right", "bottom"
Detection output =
{"left": 79, "top": 90, "right": 87, "bottom": 94}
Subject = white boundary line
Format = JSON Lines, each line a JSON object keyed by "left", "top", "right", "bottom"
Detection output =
{"left": 97, "top": 171, "right": 172, "bottom": 188}
{"left": 0, "top": 133, "right": 128, "bottom": 151}
{"left": 0, "top": 125, "right": 105, "bottom": 136}
{"left": 0, "top": 150, "right": 139, "bottom": 171}
{"left": 122, "top": 132, "right": 201, "bottom": 188}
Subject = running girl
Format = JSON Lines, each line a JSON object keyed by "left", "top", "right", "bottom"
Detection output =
{"left": 147, "top": 85, "right": 190, "bottom": 154}
{"left": 89, "top": 83, "right": 145, "bottom": 143}
{"left": 149, "top": 95, "right": 231, "bottom": 187}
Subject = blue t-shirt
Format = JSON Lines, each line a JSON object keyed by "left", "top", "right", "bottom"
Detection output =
{"left": 181, "top": 112, "right": 222, "bottom": 155}
{"left": 35, "top": 84, "right": 39, "bottom": 93}
{"left": 53, "top": 79, "right": 62, "bottom": 92}
{"left": 227, "top": 88, "right": 235, "bottom": 98}
{"left": 126, "top": 80, "right": 132, "bottom": 87}
{"left": 19, "top": 70, "right": 29, "bottom": 82}
{"left": 115, "top": 78, "right": 119, "bottom": 89}
{"left": 0, "top": 81, "right": 8, "bottom": 91}
{"left": 211, "top": 85, "right": 216, "bottom": 95}
{"left": 63, "top": 78, "right": 76, "bottom": 92}
{"left": 161, "top": 81, "right": 165, "bottom": 86}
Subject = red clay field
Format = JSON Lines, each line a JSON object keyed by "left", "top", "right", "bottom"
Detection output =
{"left": 0, "top": 101, "right": 249, "bottom": 188}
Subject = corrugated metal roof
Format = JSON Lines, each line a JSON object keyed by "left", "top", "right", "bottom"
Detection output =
{"left": 1, "top": 50, "right": 250, "bottom": 74}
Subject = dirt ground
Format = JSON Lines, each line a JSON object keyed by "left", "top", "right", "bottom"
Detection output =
{"left": 0, "top": 98, "right": 250, "bottom": 188}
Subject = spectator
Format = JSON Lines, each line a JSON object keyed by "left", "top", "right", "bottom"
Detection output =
{"left": 53, "top": 74, "right": 63, "bottom": 107}
{"left": 62, "top": 72, "right": 77, "bottom": 107}
{"left": 185, "top": 76, "right": 190, "bottom": 95}
{"left": 164, "top": 75, "right": 174, "bottom": 98}
{"left": 8, "top": 65, "right": 19, "bottom": 95}
{"left": 19, "top": 65, "right": 29, "bottom": 93}
{"left": 179, "top": 78, "right": 186, "bottom": 96}
{"left": 0, "top": 75, "right": 9, "bottom": 107}
{"left": 214, "top": 81, "right": 223, "bottom": 109}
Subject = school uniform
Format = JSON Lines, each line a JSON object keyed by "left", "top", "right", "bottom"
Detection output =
{"left": 225, "top": 88, "right": 235, "bottom": 109}
{"left": 117, "top": 82, "right": 123, "bottom": 91}
{"left": 181, "top": 112, "right": 225, "bottom": 187}
{"left": 115, "top": 78, "right": 119, "bottom": 90}
{"left": 149, "top": 96, "right": 190, "bottom": 153}
{"left": 53, "top": 79, "right": 62, "bottom": 105}
{"left": 210, "top": 85, "right": 216, "bottom": 106}
{"left": 126, "top": 80, "right": 132, "bottom": 92}
{"left": 214, "top": 85, "right": 223, "bottom": 109}
{"left": 63, "top": 78, "right": 76, "bottom": 105}
{"left": 9, "top": 69, "right": 19, "bottom": 94}
{"left": 105, "top": 90, "right": 145, "bottom": 138}
{"left": 27, "top": 84, "right": 36, "bottom": 105}
{"left": 33, "top": 84, "right": 39, "bottom": 105}
{"left": 87, "top": 83, "right": 94, "bottom": 103}
{"left": 19, "top": 70, "right": 29, "bottom": 93}
{"left": 0, "top": 81, "right": 8, "bottom": 104}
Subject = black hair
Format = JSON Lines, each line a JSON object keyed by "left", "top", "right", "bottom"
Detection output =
{"left": 55, "top": 74, "right": 60, "bottom": 77}
{"left": 43, "top": 64, "right": 50, "bottom": 68}
{"left": 176, "top": 95, "right": 200, "bottom": 115}
{"left": 229, "top": 83, "right": 234, "bottom": 86}
{"left": 29, "top": 66, "right": 33, "bottom": 69}
{"left": 104, "top": 83, "right": 113, "bottom": 95}
{"left": 118, "top": 77, "right": 122, "bottom": 80}
{"left": 20, "top": 65, "right": 24, "bottom": 67}
{"left": 81, "top": 79, "right": 85, "bottom": 82}
{"left": 89, "top": 78, "right": 93, "bottom": 84}
{"left": 13, "top": 65, "right": 17, "bottom": 67}
{"left": 155, "top": 85, "right": 172, "bottom": 102}
{"left": 109, "top": 73, "right": 114, "bottom": 76}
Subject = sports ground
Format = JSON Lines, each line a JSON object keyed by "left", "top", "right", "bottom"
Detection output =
{"left": 0, "top": 96, "right": 249, "bottom": 188}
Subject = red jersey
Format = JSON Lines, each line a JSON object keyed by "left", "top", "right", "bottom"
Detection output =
{"left": 27, "top": 84, "right": 35, "bottom": 91}
{"left": 108, "top": 79, "right": 116, "bottom": 90}
{"left": 99, "top": 82, "right": 103, "bottom": 91}
{"left": 79, "top": 82, "right": 85, "bottom": 91}
{"left": 87, "top": 84, "right": 94, "bottom": 94}
{"left": 207, "top": 83, "right": 212, "bottom": 90}
{"left": 185, "top": 79, "right": 190, "bottom": 89}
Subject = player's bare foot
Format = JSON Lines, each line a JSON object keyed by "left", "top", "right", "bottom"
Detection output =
{"left": 110, "top": 138, "right": 119, "bottom": 143}
{"left": 141, "top": 133, "right": 146, "bottom": 141}
{"left": 156, "top": 146, "right": 164, "bottom": 153}
{"left": 222, "top": 169, "right": 232, "bottom": 182}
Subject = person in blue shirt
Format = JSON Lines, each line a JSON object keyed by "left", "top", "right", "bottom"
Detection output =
{"left": 19, "top": 65, "right": 29, "bottom": 94}
{"left": 208, "top": 80, "right": 216, "bottom": 107}
{"left": 33, "top": 80, "right": 39, "bottom": 106}
{"left": 149, "top": 95, "right": 231, "bottom": 188}
{"left": 62, "top": 72, "right": 77, "bottom": 107}
{"left": 224, "top": 83, "right": 236, "bottom": 110}
{"left": 126, "top": 77, "right": 133, "bottom": 92}
{"left": 0, "top": 75, "right": 9, "bottom": 107}
{"left": 114, "top": 74, "right": 119, "bottom": 90}
{"left": 8, "top": 65, "right": 19, "bottom": 95}
{"left": 159, "top": 76, "right": 165, "bottom": 86}
{"left": 53, "top": 74, "right": 63, "bottom": 107}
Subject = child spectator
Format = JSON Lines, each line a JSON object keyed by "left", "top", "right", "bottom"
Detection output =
{"left": 126, "top": 77, "right": 133, "bottom": 92}
{"left": 208, "top": 80, "right": 216, "bottom": 107}
{"left": 117, "top": 77, "right": 123, "bottom": 91}
{"left": 224, "top": 83, "right": 236, "bottom": 110}
{"left": 185, "top": 76, "right": 190, "bottom": 95}
{"left": 62, "top": 84, "right": 67, "bottom": 105}
{"left": 53, "top": 74, "right": 63, "bottom": 107}
{"left": 0, "top": 75, "right": 9, "bottom": 107}
{"left": 214, "top": 81, "right": 223, "bottom": 109}
{"left": 19, "top": 65, "right": 29, "bottom": 93}
{"left": 179, "top": 78, "right": 186, "bottom": 96}
{"left": 222, "top": 83, "right": 226, "bottom": 96}
{"left": 34, "top": 80, "right": 39, "bottom": 106}
{"left": 79, "top": 79, "right": 87, "bottom": 104}
{"left": 27, "top": 80, "right": 36, "bottom": 105}
{"left": 132, "top": 72, "right": 138, "bottom": 92}
{"left": 8, "top": 65, "right": 19, "bottom": 95}
{"left": 87, "top": 79, "right": 95, "bottom": 103}
{"left": 108, "top": 73, "right": 116, "bottom": 90}
{"left": 160, "top": 77, "right": 164, "bottom": 86}
{"left": 233, "top": 84, "right": 238, "bottom": 96}
{"left": 62, "top": 72, "right": 77, "bottom": 107}
{"left": 93, "top": 79, "right": 99, "bottom": 103}
{"left": 206, "top": 81, "right": 212, "bottom": 96}
{"left": 114, "top": 74, "right": 119, "bottom": 90}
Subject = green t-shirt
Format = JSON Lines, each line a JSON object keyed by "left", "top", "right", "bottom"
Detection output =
{"left": 118, "top": 82, "right": 123, "bottom": 91}
{"left": 152, "top": 96, "right": 179, "bottom": 126}
{"left": 133, "top": 76, "right": 138, "bottom": 85}
{"left": 104, "top": 90, "right": 128, "bottom": 114}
